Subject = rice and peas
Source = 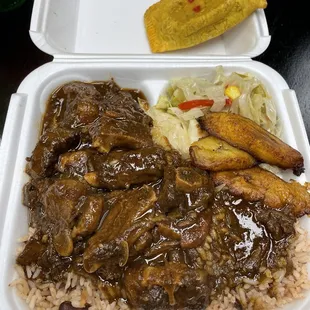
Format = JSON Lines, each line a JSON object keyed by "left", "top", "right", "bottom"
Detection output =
{"left": 10, "top": 69, "right": 310, "bottom": 309}
{"left": 10, "top": 222, "right": 310, "bottom": 310}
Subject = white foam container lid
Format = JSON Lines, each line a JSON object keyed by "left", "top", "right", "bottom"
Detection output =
{"left": 0, "top": 0, "right": 310, "bottom": 309}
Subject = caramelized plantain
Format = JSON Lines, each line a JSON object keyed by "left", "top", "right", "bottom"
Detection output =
{"left": 212, "top": 167, "right": 310, "bottom": 217}
{"left": 199, "top": 112, "right": 304, "bottom": 175}
{"left": 190, "top": 136, "right": 256, "bottom": 171}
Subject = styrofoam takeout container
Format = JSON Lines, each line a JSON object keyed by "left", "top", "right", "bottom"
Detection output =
{"left": 0, "top": 0, "right": 310, "bottom": 309}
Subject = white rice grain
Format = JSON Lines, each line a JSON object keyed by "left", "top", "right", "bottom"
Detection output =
{"left": 28, "top": 280, "right": 36, "bottom": 290}
{"left": 65, "top": 272, "right": 72, "bottom": 291}
{"left": 15, "top": 264, "right": 26, "bottom": 279}
{"left": 32, "top": 267, "right": 41, "bottom": 279}
{"left": 26, "top": 266, "right": 32, "bottom": 279}
{"left": 71, "top": 273, "right": 78, "bottom": 288}
{"left": 49, "top": 284, "right": 57, "bottom": 300}
{"left": 243, "top": 278, "right": 259, "bottom": 286}
{"left": 28, "top": 294, "right": 37, "bottom": 309}
{"left": 80, "top": 276, "right": 85, "bottom": 287}
{"left": 86, "top": 282, "right": 93, "bottom": 297}
{"left": 35, "top": 289, "right": 42, "bottom": 301}
{"left": 26, "top": 287, "right": 36, "bottom": 304}
{"left": 237, "top": 287, "right": 247, "bottom": 306}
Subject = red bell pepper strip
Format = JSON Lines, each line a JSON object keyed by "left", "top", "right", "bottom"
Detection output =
{"left": 178, "top": 100, "right": 214, "bottom": 110}
{"left": 178, "top": 99, "right": 232, "bottom": 110}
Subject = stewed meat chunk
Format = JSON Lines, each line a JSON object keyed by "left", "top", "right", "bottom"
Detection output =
{"left": 89, "top": 115, "right": 153, "bottom": 153}
{"left": 83, "top": 185, "right": 157, "bottom": 273}
{"left": 124, "top": 262, "right": 212, "bottom": 310}
{"left": 26, "top": 128, "right": 80, "bottom": 178}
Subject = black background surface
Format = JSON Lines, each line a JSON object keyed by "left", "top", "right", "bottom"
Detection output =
{"left": 0, "top": 0, "right": 309, "bottom": 141}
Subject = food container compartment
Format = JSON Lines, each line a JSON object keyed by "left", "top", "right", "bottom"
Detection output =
{"left": 29, "top": 0, "right": 270, "bottom": 57}
{"left": 0, "top": 61, "right": 310, "bottom": 310}
{"left": 0, "top": 0, "right": 310, "bottom": 309}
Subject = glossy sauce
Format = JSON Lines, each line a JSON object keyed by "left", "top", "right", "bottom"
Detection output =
{"left": 18, "top": 81, "right": 296, "bottom": 310}
{"left": 210, "top": 191, "right": 295, "bottom": 291}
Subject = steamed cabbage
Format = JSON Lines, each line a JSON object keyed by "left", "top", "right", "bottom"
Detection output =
{"left": 147, "top": 66, "right": 282, "bottom": 159}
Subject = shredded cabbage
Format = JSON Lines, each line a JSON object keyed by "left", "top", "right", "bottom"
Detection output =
{"left": 147, "top": 108, "right": 191, "bottom": 158}
{"left": 147, "top": 66, "right": 282, "bottom": 158}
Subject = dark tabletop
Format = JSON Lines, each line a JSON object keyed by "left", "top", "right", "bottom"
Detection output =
{"left": 0, "top": 0, "right": 309, "bottom": 141}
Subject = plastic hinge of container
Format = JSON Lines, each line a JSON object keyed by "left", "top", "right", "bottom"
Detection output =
{"left": 52, "top": 54, "right": 254, "bottom": 63}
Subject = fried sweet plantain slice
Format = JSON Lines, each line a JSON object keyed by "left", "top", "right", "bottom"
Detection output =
{"left": 212, "top": 167, "right": 310, "bottom": 217}
{"left": 199, "top": 112, "right": 304, "bottom": 175}
{"left": 190, "top": 136, "right": 256, "bottom": 171}
{"left": 144, "top": 0, "right": 267, "bottom": 53}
